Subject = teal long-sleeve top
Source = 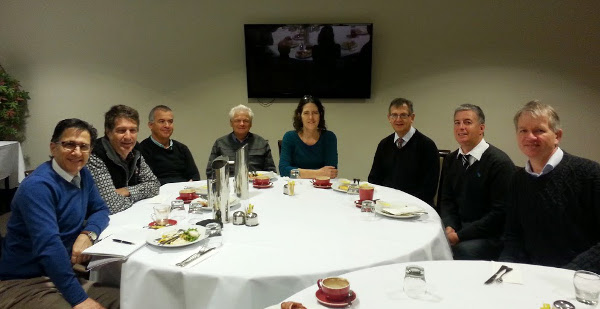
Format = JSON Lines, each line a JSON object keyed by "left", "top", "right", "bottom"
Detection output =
{"left": 279, "top": 130, "right": 338, "bottom": 177}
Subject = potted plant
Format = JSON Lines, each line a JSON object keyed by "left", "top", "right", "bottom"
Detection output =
{"left": 0, "top": 65, "right": 30, "bottom": 142}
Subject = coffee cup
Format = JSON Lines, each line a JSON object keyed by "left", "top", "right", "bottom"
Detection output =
{"left": 359, "top": 184, "right": 374, "bottom": 201}
{"left": 179, "top": 189, "right": 196, "bottom": 200}
{"left": 151, "top": 204, "right": 171, "bottom": 226}
{"left": 253, "top": 175, "right": 270, "bottom": 186}
{"left": 317, "top": 277, "right": 350, "bottom": 301}
{"left": 314, "top": 176, "right": 331, "bottom": 186}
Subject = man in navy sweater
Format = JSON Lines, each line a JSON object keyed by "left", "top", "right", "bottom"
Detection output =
{"left": 368, "top": 98, "right": 439, "bottom": 206}
{"left": 500, "top": 101, "right": 600, "bottom": 273}
{"left": 440, "top": 104, "right": 515, "bottom": 260}
{"left": 0, "top": 119, "right": 118, "bottom": 308}
{"left": 139, "top": 105, "right": 200, "bottom": 185}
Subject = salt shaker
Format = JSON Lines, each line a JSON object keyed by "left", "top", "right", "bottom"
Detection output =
{"left": 290, "top": 169, "right": 300, "bottom": 179}
{"left": 404, "top": 265, "right": 427, "bottom": 298}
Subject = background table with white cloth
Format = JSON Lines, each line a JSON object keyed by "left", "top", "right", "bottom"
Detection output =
{"left": 95, "top": 177, "right": 452, "bottom": 309}
{"left": 269, "top": 260, "right": 589, "bottom": 309}
{"left": 0, "top": 141, "right": 26, "bottom": 189}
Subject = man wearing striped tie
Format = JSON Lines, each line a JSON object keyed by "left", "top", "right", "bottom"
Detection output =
{"left": 440, "top": 104, "right": 515, "bottom": 260}
{"left": 368, "top": 98, "right": 440, "bottom": 206}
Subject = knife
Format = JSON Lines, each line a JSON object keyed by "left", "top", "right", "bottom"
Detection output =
{"left": 484, "top": 265, "right": 508, "bottom": 284}
{"left": 176, "top": 247, "right": 216, "bottom": 267}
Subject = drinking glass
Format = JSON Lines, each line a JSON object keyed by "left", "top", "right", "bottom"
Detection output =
{"left": 404, "top": 265, "right": 427, "bottom": 299}
{"left": 573, "top": 270, "right": 600, "bottom": 305}
{"left": 290, "top": 169, "right": 300, "bottom": 179}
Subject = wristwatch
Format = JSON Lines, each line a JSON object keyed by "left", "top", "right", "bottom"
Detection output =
{"left": 80, "top": 231, "right": 98, "bottom": 242}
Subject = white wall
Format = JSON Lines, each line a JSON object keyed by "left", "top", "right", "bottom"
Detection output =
{"left": 1, "top": 0, "right": 599, "bottom": 179}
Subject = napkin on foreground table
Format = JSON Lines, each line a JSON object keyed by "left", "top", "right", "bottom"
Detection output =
{"left": 170, "top": 243, "right": 223, "bottom": 268}
{"left": 491, "top": 261, "right": 523, "bottom": 284}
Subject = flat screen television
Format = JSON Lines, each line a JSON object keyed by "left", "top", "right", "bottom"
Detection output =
{"left": 244, "top": 23, "right": 373, "bottom": 99}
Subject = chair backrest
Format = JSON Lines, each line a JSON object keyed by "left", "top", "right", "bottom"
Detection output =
{"left": 434, "top": 150, "right": 452, "bottom": 212}
{"left": 278, "top": 140, "right": 282, "bottom": 156}
{"left": 0, "top": 211, "right": 10, "bottom": 259}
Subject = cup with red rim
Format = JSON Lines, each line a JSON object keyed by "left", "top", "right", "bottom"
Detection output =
{"left": 253, "top": 175, "right": 270, "bottom": 186}
{"left": 313, "top": 176, "right": 331, "bottom": 187}
{"left": 317, "top": 277, "right": 350, "bottom": 301}
{"left": 179, "top": 189, "right": 196, "bottom": 200}
{"left": 359, "top": 184, "right": 374, "bottom": 201}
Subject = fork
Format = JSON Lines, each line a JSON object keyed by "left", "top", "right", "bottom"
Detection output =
{"left": 176, "top": 245, "right": 214, "bottom": 267}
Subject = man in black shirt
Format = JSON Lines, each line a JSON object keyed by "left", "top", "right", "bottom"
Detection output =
{"left": 440, "top": 104, "right": 514, "bottom": 260}
{"left": 368, "top": 98, "right": 439, "bottom": 206}
{"left": 139, "top": 105, "right": 200, "bottom": 185}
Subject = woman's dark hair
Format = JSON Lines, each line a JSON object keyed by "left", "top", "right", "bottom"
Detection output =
{"left": 51, "top": 118, "right": 98, "bottom": 144}
{"left": 292, "top": 95, "right": 327, "bottom": 132}
{"left": 317, "top": 25, "right": 335, "bottom": 46}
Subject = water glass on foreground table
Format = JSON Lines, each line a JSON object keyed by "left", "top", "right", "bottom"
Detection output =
{"left": 404, "top": 265, "right": 427, "bottom": 299}
{"left": 573, "top": 270, "right": 600, "bottom": 305}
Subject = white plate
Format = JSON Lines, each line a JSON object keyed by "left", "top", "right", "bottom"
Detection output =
{"left": 147, "top": 225, "right": 207, "bottom": 247}
{"left": 375, "top": 200, "right": 426, "bottom": 219}
{"left": 190, "top": 196, "right": 240, "bottom": 211}
{"left": 248, "top": 171, "right": 277, "bottom": 182}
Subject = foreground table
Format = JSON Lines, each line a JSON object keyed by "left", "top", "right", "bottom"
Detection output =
{"left": 270, "top": 260, "right": 591, "bottom": 309}
{"left": 97, "top": 177, "right": 452, "bottom": 309}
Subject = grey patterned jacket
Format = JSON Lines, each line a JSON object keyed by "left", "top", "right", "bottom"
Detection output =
{"left": 88, "top": 139, "right": 160, "bottom": 214}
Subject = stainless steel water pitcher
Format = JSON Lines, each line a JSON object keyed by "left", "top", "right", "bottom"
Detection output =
{"left": 209, "top": 155, "right": 230, "bottom": 224}
{"left": 234, "top": 144, "right": 249, "bottom": 200}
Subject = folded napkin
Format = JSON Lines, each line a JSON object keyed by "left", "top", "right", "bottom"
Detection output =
{"left": 281, "top": 301, "right": 307, "bottom": 309}
{"left": 171, "top": 244, "right": 223, "bottom": 268}
{"left": 380, "top": 204, "right": 424, "bottom": 215}
{"left": 146, "top": 194, "right": 170, "bottom": 204}
{"left": 490, "top": 261, "right": 523, "bottom": 284}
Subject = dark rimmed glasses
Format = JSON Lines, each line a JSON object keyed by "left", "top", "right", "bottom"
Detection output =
{"left": 57, "top": 141, "right": 91, "bottom": 153}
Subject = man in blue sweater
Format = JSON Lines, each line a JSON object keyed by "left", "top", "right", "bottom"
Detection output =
{"left": 0, "top": 119, "right": 118, "bottom": 308}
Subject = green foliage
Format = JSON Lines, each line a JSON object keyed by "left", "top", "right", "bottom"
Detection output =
{"left": 0, "top": 67, "right": 30, "bottom": 142}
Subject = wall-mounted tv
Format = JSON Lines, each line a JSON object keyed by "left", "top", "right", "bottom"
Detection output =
{"left": 244, "top": 23, "right": 373, "bottom": 99}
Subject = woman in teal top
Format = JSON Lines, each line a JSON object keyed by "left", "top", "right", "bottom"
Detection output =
{"left": 279, "top": 95, "right": 338, "bottom": 178}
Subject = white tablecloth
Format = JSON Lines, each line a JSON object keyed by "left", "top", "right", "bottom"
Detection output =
{"left": 0, "top": 141, "right": 26, "bottom": 189}
{"left": 95, "top": 178, "right": 452, "bottom": 309}
{"left": 270, "top": 260, "right": 589, "bottom": 309}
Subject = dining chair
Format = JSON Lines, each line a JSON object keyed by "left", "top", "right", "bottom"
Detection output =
{"left": 434, "top": 150, "right": 451, "bottom": 212}
{"left": 278, "top": 140, "right": 282, "bottom": 156}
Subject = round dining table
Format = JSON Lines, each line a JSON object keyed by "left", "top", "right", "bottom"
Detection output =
{"left": 268, "top": 260, "right": 591, "bottom": 309}
{"left": 93, "top": 177, "right": 452, "bottom": 309}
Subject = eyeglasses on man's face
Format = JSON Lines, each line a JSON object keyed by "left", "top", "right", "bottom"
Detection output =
{"left": 388, "top": 113, "right": 412, "bottom": 120}
{"left": 57, "top": 141, "right": 91, "bottom": 153}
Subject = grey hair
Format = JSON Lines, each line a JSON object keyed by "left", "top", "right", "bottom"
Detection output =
{"left": 148, "top": 105, "right": 172, "bottom": 122}
{"left": 454, "top": 104, "right": 485, "bottom": 124}
{"left": 513, "top": 100, "right": 561, "bottom": 132}
{"left": 229, "top": 104, "right": 254, "bottom": 120}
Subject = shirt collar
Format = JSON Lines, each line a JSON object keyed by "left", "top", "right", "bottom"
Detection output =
{"left": 150, "top": 135, "right": 172, "bottom": 149}
{"left": 230, "top": 132, "right": 250, "bottom": 144}
{"left": 52, "top": 158, "right": 80, "bottom": 184}
{"left": 525, "top": 147, "right": 564, "bottom": 177}
{"left": 457, "top": 138, "right": 489, "bottom": 162}
{"left": 394, "top": 126, "right": 416, "bottom": 144}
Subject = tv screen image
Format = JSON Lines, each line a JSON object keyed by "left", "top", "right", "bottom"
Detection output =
{"left": 244, "top": 24, "right": 373, "bottom": 99}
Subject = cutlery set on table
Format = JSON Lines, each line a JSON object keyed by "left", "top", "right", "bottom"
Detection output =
{"left": 484, "top": 265, "right": 513, "bottom": 284}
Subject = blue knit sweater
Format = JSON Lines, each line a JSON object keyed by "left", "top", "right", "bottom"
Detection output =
{"left": 0, "top": 161, "right": 110, "bottom": 306}
{"left": 279, "top": 130, "right": 338, "bottom": 177}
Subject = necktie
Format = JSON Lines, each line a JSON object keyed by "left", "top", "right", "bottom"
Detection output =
{"left": 71, "top": 175, "right": 81, "bottom": 188}
{"left": 461, "top": 154, "right": 471, "bottom": 169}
{"left": 396, "top": 139, "right": 403, "bottom": 149}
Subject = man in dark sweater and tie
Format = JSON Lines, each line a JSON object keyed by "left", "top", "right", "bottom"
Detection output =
{"left": 368, "top": 98, "right": 439, "bottom": 206}
{"left": 440, "top": 104, "right": 515, "bottom": 260}
{"left": 500, "top": 101, "right": 600, "bottom": 274}
{"left": 139, "top": 105, "right": 200, "bottom": 185}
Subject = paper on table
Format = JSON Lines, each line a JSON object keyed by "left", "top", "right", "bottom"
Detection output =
{"left": 491, "top": 261, "right": 523, "bottom": 284}
{"left": 171, "top": 244, "right": 223, "bottom": 268}
{"left": 84, "top": 229, "right": 148, "bottom": 270}
{"left": 378, "top": 202, "right": 424, "bottom": 215}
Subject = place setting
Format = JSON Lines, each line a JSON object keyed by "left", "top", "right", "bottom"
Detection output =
{"left": 315, "top": 277, "right": 357, "bottom": 308}
{"left": 374, "top": 201, "right": 428, "bottom": 219}
{"left": 252, "top": 175, "right": 274, "bottom": 189}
